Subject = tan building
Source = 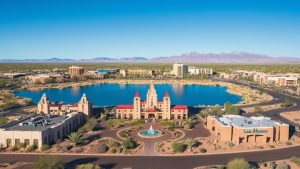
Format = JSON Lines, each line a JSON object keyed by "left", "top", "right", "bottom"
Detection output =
{"left": 69, "top": 66, "right": 85, "bottom": 77}
{"left": 27, "top": 74, "right": 52, "bottom": 84}
{"left": 27, "top": 73, "right": 68, "bottom": 84}
{"left": 119, "top": 69, "right": 154, "bottom": 77}
{"left": 37, "top": 93, "right": 92, "bottom": 117}
{"left": 0, "top": 112, "right": 83, "bottom": 149}
{"left": 254, "top": 73, "right": 298, "bottom": 87}
{"left": 116, "top": 82, "right": 188, "bottom": 120}
{"left": 173, "top": 63, "right": 188, "bottom": 77}
{"left": 207, "top": 115, "right": 289, "bottom": 144}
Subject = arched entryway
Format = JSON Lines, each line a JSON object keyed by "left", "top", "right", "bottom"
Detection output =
{"left": 148, "top": 114, "right": 156, "bottom": 119}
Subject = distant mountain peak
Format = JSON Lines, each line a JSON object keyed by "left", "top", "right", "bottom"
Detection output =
{"left": 0, "top": 52, "right": 299, "bottom": 64}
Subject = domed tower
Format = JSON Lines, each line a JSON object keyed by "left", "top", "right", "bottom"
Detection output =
{"left": 37, "top": 93, "right": 50, "bottom": 114}
{"left": 163, "top": 91, "right": 171, "bottom": 119}
{"left": 133, "top": 91, "right": 141, "bottom": 119}
{"left": 78, "top": 93, "right": 92, "bottom": 117}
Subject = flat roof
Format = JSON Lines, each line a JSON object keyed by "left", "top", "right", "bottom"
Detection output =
{"left": 214, "top": 115, "right": 288, "bottom": 128}
{"left": 1, "top": 114, "right": 76, "bottom": 132}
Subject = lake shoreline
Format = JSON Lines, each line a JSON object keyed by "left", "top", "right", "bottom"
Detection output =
{"left": 17, "top": 79, "right": 273, "bottom": 105}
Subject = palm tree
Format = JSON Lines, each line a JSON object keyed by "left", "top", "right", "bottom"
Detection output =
{"left": 184, "top": 118, "right": 193, "bottom": 129}
{"left": 67, "top": 132, "right": 82, "bottom": 148}
{"left": 185, "top": 138, "right": 196, "bottom": 152}
{"left": 104, "top": 107, "right": 111, "bottom": 114}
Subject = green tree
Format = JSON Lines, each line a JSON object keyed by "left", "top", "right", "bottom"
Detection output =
{"left": 67, "top": 132, "right": 82, "bottom": 148}
{"left": 33, "top": 156, "right": 64, "bottom": 169}
{"left": 122, "top": 138, "right": 136, "bottom": 149}
{"left": 227, "top": 158, "right": 249, "bottom": 169}
{"left": 172, "top": 142, "right": 187, "bottom": 153}
{"left": 185, "top": 138, "right": 196, "bottom": 151}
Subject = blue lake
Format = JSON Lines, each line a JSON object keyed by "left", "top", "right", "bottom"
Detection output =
{"left": 15, "top": 84, "right": 242, "bottom": 106}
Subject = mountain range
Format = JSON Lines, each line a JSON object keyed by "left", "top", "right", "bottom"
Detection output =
{"left": 1, "top": 52, "right": 300, "bottom": 64}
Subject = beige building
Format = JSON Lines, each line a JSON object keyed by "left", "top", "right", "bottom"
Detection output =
{"left": 173, "top": 63, "right": 188, "bottom": 77}
{"left": 188, "top": 67, "right": 213, "bottom": 75}
{"left": 69, "top": 66, "right": 85, "bottom": 77}
{"left": 254, "top": 74, "right": 298, "bottom": 87}
{"left": 116, "top": 82, "right": 188, "bottom": 120}
{"left": 207, "top": 115, "right": 289, "bottom": 144}
{"left": 119, "top": 69, "right": 154, "bottom": 77}
{"left": 0, "top": 112, "right": 83, "bottom": 149}
{"left": 37, "top": 93, "right": 92, "bottom": 117}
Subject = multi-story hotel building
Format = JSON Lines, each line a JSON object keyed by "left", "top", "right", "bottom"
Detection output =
{"left": 253, "top": 73, "right": 298, "bottom": 87}
{"left": 188, "top": 67, "right": 213, "bottom": 75}
{"left": 173, "top": 63, "right": 188, "bottom": 77}
{"left": 0, "top": 112, "right": 83, "bottom": 149}
{"left": 37, "top": 93, "right": 92, "bottom": 117}
{"left": 207, "top": 115, "right": 289, "bottom": 144}
{"left": 116, "top": 82, "right": 188, "bottom": 120}
{"left": 119, "top": 69, "right": 155, "bottom": 77}
{"left": 69, "top": 66, "right": 85, "bottom": 78}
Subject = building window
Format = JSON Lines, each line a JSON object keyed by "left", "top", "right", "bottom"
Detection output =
{"left": 15, "top": 139, "right": 20, "bottom": 146}
{"left": 33, "top": 139, "right": 39, "bottom": 147}
{"left": 6, "top": 139, "right": 12, "bottom": 147}
{"left": 24, "top": 139, "right": 30, "bottom": 146}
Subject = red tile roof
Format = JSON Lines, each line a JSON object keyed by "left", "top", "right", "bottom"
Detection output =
{"left": 135, "top": 91, "right": 140, "bottom": 98}
{"left": 164, "top": 91, "right": 170, "bottom": 97}
{"left": 145, "top": 108, "right": 160, "bottom": 112}
{"left": 116, "top": 105, "right": 133, "bottom": 109}
{"left": 171, "top": 105, "right": 188, "bottom": 110}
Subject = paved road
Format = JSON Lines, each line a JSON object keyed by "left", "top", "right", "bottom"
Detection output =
{"left": 217, "top": 78, "right": 300, "bottom": 127}
{"left": 1, "top": 145, "right": 300, "bottom": 169}
{"left": 2, "top": 79, "right": 300, "bottom": 168}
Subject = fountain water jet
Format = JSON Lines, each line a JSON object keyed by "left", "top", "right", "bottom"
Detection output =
{"left": 138, "top": 125, "right": 162, "bottom": 138}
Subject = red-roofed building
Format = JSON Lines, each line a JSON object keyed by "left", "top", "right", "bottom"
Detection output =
{"left": 116, "top": 82, "right": 188, "bottom": 120}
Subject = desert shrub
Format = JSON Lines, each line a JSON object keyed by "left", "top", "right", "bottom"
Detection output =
{"left": 107, "top": 119, "right": 121, "bottom": 129}
{"left": 106, "top": 139, "right": 121, "bottom": 148}
{"left": 171, "top": 142, "right": 187, "bottom": 153}
{"left": 41, "top": 144, "right": 50, "bottom": 151}
{"left": 268, "top": 162, "right": 276, "bottom": 169}
{"left": 11, "top": 145, "right": 20, "bottom": 151}
{"left": 200, "top": 148, "right": 207, "bottom": 153}
{"left": 76, "top": 163, "right": 101, "bottom": 169}
{"left": 33, "top": 156, "right": 64, "bottom": 169}
{"left": 93, "top": 142, "right": 108, "bottom": 153}
{"left": 286, "top": 141, "right": 292, "bottom": 146}
{"left": 110, "top": 148, "right": 117, "bottom": 153}
{"left": 131, "top": 119, "right": 143, "bottom": 126}
{"left": 26, "top": 145, "right": 37, "bottom": 152}
{"left": 291, "top": 156, "right": 300, "bottom": 166}
{"left": 122, "top": 138, "right": 136, "bottom": 149}
{"left": 276, "top": 162, "right": 290, "bottom": 169}
{"left": 84, "top": 118, "right": 98, "bottom": 132}
{"left": 227, "top": 158, "right": 249, "bottom": 169}
{"left": 228, "top": 142, "right": 235, "bottom": 147}
{"left": 119, "top": 130, "right": 128, "bottom": 139}
{"left": 254, "top": 106, "right": 263, "bottom": 113}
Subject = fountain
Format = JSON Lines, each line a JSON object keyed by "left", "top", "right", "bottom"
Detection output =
{"left": 148, "top": 125, "right": 155, "bottom": 135}
{"left": 138, "top": 125, "right": 163, "bottom": 138}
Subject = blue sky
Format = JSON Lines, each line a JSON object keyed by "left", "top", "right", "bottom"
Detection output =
{"left": 0, "top": 0, "right": 300, "bottom": 59}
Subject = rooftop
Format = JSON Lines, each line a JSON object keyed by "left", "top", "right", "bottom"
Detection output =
{"left": 215, "top": 115, "right": 287, "bottom": 128}
{"left": 1, "top": 114, "right": 76, "bottom": 132}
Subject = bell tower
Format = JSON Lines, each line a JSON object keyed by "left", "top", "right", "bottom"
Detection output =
{"left": 133, "top": 91, "right": 141, "bottom": 119}
{"left": 37, "top": 93, "right": 50, "bottom": 114}
{"left": 78, "top": 93, "right": 92, "bottom": 117}
{"left": 163, "top": 91, "right": 171, "bottom": 119}
{"left": 146, "top": 81, "right": 158, "bottom": 109}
